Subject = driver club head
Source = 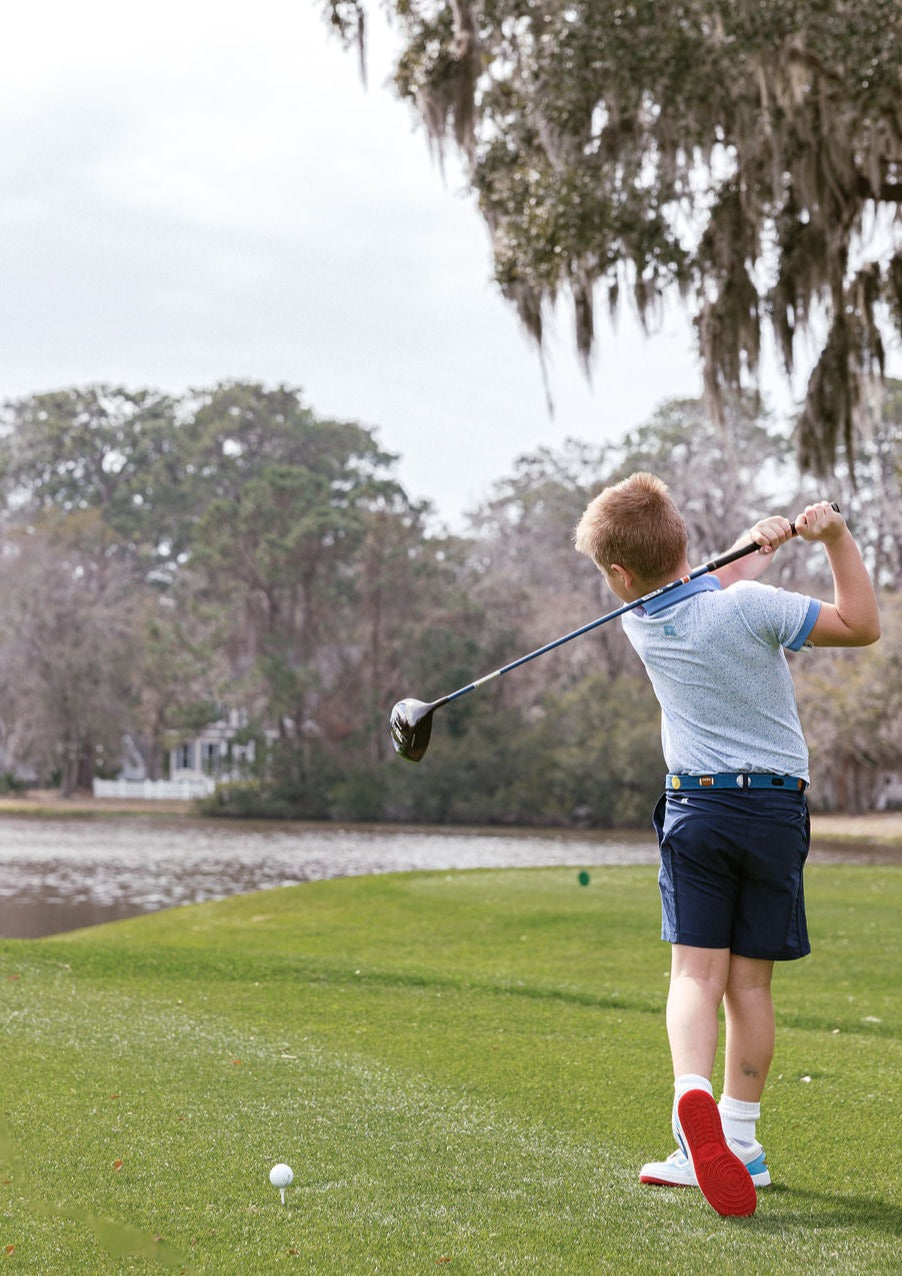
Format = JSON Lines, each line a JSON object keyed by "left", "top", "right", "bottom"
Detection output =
{"left": 389, "top": 698, "right": 435, "bottom": 762}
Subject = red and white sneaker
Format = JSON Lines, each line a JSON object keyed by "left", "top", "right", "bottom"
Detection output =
{"left": 673, "top": 1089, "right": 758, "bottom": 1216}
{"left": 640, "top": 1140, "right": 771, "bottom": 1188}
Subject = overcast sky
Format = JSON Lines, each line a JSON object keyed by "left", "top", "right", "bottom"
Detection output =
{"left": 0, "top": 2, "right": 795, "bottom": 526}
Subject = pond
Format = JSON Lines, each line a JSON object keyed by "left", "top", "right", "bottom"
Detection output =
{"left": 0, "top": 817, "right": 659, "bottom": 938}
{"left": 0, "top": 815, "right": 895, "bottom": 938}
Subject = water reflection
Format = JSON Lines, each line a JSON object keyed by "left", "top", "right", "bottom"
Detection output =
{"left": 0, "top": 816, "right": 894, "bottom": 939}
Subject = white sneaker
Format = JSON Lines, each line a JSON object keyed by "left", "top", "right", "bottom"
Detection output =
{"left": 640, "top": 1140, "right": 771, "bottom": 1188}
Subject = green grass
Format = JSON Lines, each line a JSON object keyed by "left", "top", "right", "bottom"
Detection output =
{"left": 1, "top": 864, "right": 900, "bottom": 1273}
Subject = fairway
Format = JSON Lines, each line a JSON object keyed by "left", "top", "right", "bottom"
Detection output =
{"left": 1, "top": 864, "right": 900, "bottom": 1273}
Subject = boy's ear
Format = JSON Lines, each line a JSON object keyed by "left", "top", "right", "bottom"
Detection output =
{"left": 607, "top": 562, "right": 634, "bottom": 591}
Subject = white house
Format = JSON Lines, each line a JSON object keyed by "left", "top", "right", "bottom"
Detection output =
{"left": 93, "top": 709, "right": 259, "bottom": 800}
{"left": 167, "top": 709, "right": 258, "bottom": 785}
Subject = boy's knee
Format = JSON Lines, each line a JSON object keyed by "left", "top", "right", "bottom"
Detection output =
{"left": 671, "top": 944, "right": 731, "bottom": 987}
{"left": 726, "top": 955, "right": 774, "bottom": 996}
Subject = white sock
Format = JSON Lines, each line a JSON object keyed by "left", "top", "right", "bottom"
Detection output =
{"left": 672, "top": 1074, "right": 712, "bottom": 1144}
{"left": 719, "top": 1094, "right": 760, "bottom": 1146}
{"left": 674, "top": 1074, "right": 713, "bottom": 1100}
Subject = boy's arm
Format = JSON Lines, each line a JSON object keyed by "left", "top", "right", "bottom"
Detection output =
{"left": 795, "top": 502, "right": 881, "bottom": 647}
{"left": 712, "top": 501, "right": 880, "bottom": 646}
{"left": 712, "top": 515, "right": 796, "bottom": 587}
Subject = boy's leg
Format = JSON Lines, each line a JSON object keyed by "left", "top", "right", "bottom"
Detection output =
{"left": 664, "top": 945, "right": 757, "bottom": 1215}
{"left": 717, "top": 955, "right": 775, "bottom": 1187}
{"left": 723, "top": 955, "right": 775, "bottom": 1102}
{"left": 666, "top": 943, "right": 731, "bottom": 1079}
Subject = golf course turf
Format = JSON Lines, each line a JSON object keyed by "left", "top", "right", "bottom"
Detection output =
{"left": 1, "top": 863, "right": 900, "bottom": 1273}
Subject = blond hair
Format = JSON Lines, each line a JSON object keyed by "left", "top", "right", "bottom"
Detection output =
{"left": 574, "top": 472, "right": 688, "bottom": 583}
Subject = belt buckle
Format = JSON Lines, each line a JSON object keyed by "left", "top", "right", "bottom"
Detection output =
{"left": 736, "top": 773, "right": 750, "bottom": 790}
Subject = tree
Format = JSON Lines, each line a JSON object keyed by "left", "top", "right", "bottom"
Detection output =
{"left": 338, "top": 491, "right": 461, "bottom": 764}
{"left": 0, "top": 514, "right": 138, "bottom": 795}
{"left": 0, "top": 385, "right": 182, "bottom": 566}
{"left": 131, "top": 587, "right": 226, "bottom": 781}
{"left": 794, "top": 596, "right": 902, "bottom": 811}
{"left": 611, "top": 394, "right": 798, "bottom": 562}
{"left": 326, "top": 1, "right": 902, "bottom": 473}
{"left": 821, "top": 376, "right": 902, "bottom": 590}
{"left": 466, "top": 438, "right": 634, "bottom": 685}
{"left": 187, "top": 393, "right": 423, "bottom": 803}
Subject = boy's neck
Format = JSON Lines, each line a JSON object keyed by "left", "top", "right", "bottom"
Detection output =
{"left": 647, "top": 558, "right": 691, "bottom": 595}
{"left": 609, "top": 558, "right": 691, "bottom": 603}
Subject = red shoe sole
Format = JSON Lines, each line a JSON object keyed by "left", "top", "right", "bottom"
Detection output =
{"left": 677, "top": 1090, "right": 757, "bottom": 1217}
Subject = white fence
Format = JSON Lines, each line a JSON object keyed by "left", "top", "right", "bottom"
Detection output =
{"left": 92, "top": 777, "right": 216, "bottom": 800}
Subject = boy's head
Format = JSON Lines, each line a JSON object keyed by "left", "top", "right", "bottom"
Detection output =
{"left": 574, "top": 472, "right": 688, "bottom": 586}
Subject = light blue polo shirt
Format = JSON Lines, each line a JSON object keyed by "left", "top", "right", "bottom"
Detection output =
{"left": 621, "top": 577, "right": 821, "bottom": 780}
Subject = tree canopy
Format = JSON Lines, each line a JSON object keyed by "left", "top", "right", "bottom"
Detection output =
{"left": 325, "top": 0, "right": 902, "bottom": 473}
{"left": 0, "top": 378, "right": 899, "bottom": 814}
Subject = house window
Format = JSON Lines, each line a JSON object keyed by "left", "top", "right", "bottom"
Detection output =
{"left": 201, "top": 741, "right": 220, "bottom": 774}
{"left": 175, "top": 743, "right": 193, "bottom": 771}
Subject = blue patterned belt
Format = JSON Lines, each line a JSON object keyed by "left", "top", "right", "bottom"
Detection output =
{"left": 667, "top": 773, "right": 807, "bottom": 792}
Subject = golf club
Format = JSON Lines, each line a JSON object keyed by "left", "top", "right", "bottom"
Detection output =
{"left": 390, "top": 504, "right": 840, "bottom": 761}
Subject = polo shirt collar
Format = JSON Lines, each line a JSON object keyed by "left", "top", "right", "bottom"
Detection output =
{"left": 636, "top": 575, "right": 722, "bottom": 616}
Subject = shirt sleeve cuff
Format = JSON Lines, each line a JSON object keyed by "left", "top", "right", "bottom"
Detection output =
{"left": 787, "top": 598, "right": 821, "bottom": 650}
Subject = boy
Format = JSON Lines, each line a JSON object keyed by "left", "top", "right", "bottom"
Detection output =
{"left": 574, "top": 473, "right": 880, "bottom": 1217}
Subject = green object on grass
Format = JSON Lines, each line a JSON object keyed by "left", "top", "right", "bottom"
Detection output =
{"left": 1, "top": 864, "right": 900, "bottom": 1274}
{"left": 578, "top": 869, "right": 591, "bottom": 886}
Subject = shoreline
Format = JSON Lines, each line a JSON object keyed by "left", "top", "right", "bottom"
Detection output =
{"left": 0, "top": 789, "right": 899, "bottom": 846}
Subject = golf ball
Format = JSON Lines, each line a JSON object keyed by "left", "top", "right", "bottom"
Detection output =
{"left": 269, "top": 1163, "right": 294, "bottom": 1189}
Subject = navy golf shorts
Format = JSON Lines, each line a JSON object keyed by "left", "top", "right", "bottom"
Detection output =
{"left": 653, "top": 788, "right": 811, "bottom": 961}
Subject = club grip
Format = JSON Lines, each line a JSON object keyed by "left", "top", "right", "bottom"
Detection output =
{"left": 788, "top": 499, "right": 841, "bottom": 535}
{"left": 708, "top": 501, "right": 841, "bottom": 572}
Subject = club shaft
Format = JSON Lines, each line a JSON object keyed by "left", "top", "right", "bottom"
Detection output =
{"left": 441, "top": 506, "right": 838, "bottom": 706}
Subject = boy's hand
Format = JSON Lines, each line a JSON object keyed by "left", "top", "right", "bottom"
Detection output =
{"left": 748, "top": 515, "right": 794, "bottom": 556}
{"left": 715, "top": 500, "right": 842, "bottom": 587}
{"left": 792, "top": 500, "right": 847, "bottom": 543}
